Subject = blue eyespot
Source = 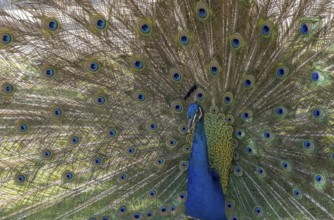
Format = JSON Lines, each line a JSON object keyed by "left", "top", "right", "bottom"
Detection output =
{"left": 303, "top": 140, "right": 314, "bottom": 150}
{"left": 94, "top": 157, "right": 102, "bottom": 165}
{"left": 18, "top": 123, "right": 28, "bottom": 133}
{"left": 179, "top": 161, "right": 188, "bottom": 170}
{"left": 234, "top": 166, "right": 243, "bottom": 176}
{"left": 63, "top": 172, "right": 73, "bottom": 181}
{"left": 179, "top": 35, "right": 189, "bottom": 45}
{"left": 172, "top": 72, "right": 182, "bottom": 81}
{"left": 246, "top": 146, "right": 253, "bottom": 154}
{"left": 315, "top": 174, "right": 322, "bottom": 182}
{"left": 235, "top": 129, "right": 245, "bottom": 139}
{"left": 261, "top": 24, "right": 271, "bottom": 36}
{"left": 149, "top": 190, "right": 157, "bottom": 198}
{"left": 108, "top": 128, "right": 117, "bottom": 137}
{"left": 102, "top": 216, "right": 110, "bottom": 220}
{"left": 183, "top": 145, "right": 191, "bottom": 153}
{"left": 226, "top": 201, "right": 235, "bottom": 210}
{"left": 161, "top": 206, "right": 167, "bottom": 213}
{"left": 170, "top": 206, "right": 176, "bottom": 212}
{"left": 118, "top": 173, "right": 127, "bottom": 182}
{"left": 134, "top": 60, "right": 143, "bottom": 70}
{"left": 197, "top": 92, "right": 204, "bottom": 100}
{"left": 17, "top": 175, "right": 26, "bottom": 183}
{"left": 96, "top": 19, "right": 106, "bottom": 29}
{"left": 242, "top": 112, "right": 250, "bottom": 120}
{"left": 257, "top": 167, "right": 265, "bottom": 177}
{"left": 210, "top": 66, "right": 218, "bottom": 75}
{"left": 97, "top": 96, "right": 106, "bottom": 105}
{"left": 311, "top": 71, "right": 319, "bottom": 81}
{"left": 277, "top": 68, "right": 285, "bottom": 78}
{"left": 167, "top": 138, "right": 177, "bottom": 148}
{"left": 178, "top": 192, "right": 187, "bottom": 202}
{"left": 244, "top": 79, "right": 252, "bottom": 88}
{"left": 89, "top": 62, "right": 99, "bottom": 72}
{"left": 128, "top": 147, "right": 135, "bottom": 155}
{"left": 71, "top": 136, "right": 79, "bottom": 144}
{"left": 2, "top": 83, "right": 14, "bottom": 95}
{"left": 293, "top": 188, "right": 302, "bottom": 199}
{"left": 312, "top": 108, "right": 325, "bottom": 119}
{"left": 232, "top": 38, "right": 240, "bottom": 48}
{"left": 46, "top": 68, "right": 55, "bottom": 77}
{"left": 119, "top": 206, "right": 127, "bottom": 213}
{"left": 140, "top": 23, "right": 151, "bottom": 34}
{"left": 48, "top": 20, "right": 58, "bottom": 30}
{"left": 254, "top": 206, "right": 263, "bottom": 217}
{"left": 172, "top": 102, "right": 183, "bottom": 113}
{"left": 300, "top": 23, "right": 309, "bottom": 35}
{"left": 263, "top": 131, "right": 271, "bottom": 139}
{"left": 134, "top": 213, "right": 141, "bottom": 219}
{"left": 146, "top": 211, "right": 153, "bottom": 218}
{"left": 331, "top": 152, "right": 334, "bottom": 160}
{"left": 198, "top": 8, "right": 207, "bottom": 18}
{"left": 137, "top": 93, "right": 146, "bottom": 101}
{"left": 155, "top": 158, "right": 164, "bottom": 166}
{"left": 2, "top": 33, "right": 12, "bottom": 44}
{"left": 53, "top": 108, "right": 63, "bottom": 117}
{"left": 42, "top": 149, "right": 53, "bottom": 159}
{"left": 281, "top": 161, "right": 290, "bottom": 170}
{"left": 275, "top": 106, "right": 287, "bottom": 117}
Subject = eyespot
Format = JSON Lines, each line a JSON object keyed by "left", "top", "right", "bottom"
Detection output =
{"left": 209, "top": 106, "right": 218, "bottom": 114}
{"left": 235, "top": 129, "right": 245, "bottom": 139}
{"left": 314, "top": 174, "right": 325, "bottom": 185}
{"left": 230, "top": 33, "right": 243, "bottom": 49}
{"left": 170, "top": 206, "right": 176, "bottom": 213}
{"left": 102, "top": 216, "right": 110, "bottom": 220}
{"left": 231, "top": 215, "right": 239, "bottom": 220}
{"left": 166, "top": 138, "right": 177, "bottom": 148}
{"left": 119, "top": 206, "right": 127, "bottom": 214}
{"left": 243, "top": 75, "right": 254, "bottom": 89}
{"left": 155, "top": 158, "right": 164, "bottom": 166}
{"left": 178, "top": 124, "right": 188, "bottom": 134}
{"left": 246, "top": 145, "right": 254, "bottom": 155}
{"left": 234, "top": 166, "right": 243, "bottom": 176}
{"left": 107, "top": 128, "right": 118, "bottom": 138}
{"left": 303, "top": 139, "right": 315, "bottom": 152}
{"left": 133, "top": 213, "right": 142, "bottom": 219}
{"left": 170, "top": 69, "right": 182, "bottom": 81}
{"left": 263, "top": 131, "right": 273, "bottom": 140}
{"left": 276, "top": 66, "right": 289, "bottom": 79}
{"left": 69, "top": 135, "right": 79, "bottom": 145}
{"left": 17, "top": 122, "right": 29, "bottom": 133}
{"left": 127, "top": 147, "right": 136, "bottom": 155}
{"left": 331, "top": 152, "right": 334, "bottom": 160}
{"left": 1, "top": 33, "right": 12, "bottom": 44}
{"left": 93, "top": 157, "right": 103, "bottom": 165}
{"left": 261, "top": 21, "right": 272, "bottom": 37}
{"left": 62, "top": 171, "right": 74, "bottom": 182}
{"left": 132, "top": 59, "right": 144, "bottom": 70}
{"left": 94, "top": 95, "right": 106, "bottom": 105}
{"left": 160, "top": 205, "right": 168, "bottom": 215}
{"left": 16, "top": 174, "right": 26, "bottom": 184}
{"left": 300, "top": 22, "right": 311, "bottom": 35}
{"left": 226, "top": 115, "right": 234, "bottom": 124}
{"left": 178, "top": 31, "right": 190, "bottom": 46}
{"left": 51, "top": 107, "right": 63, "bottom": 118}
{"left": 312, "top": 108, "right": 325, "bottom": 120}
{"left": 241, "top": 110, "right": 252, "bottom": 121}
{"left": 89, "top": 217, "right": 97, "bottom": 220}
{"left": 138, "top": 20, "right": 152, "bottom": 34}
{"left": 171, "top": 101, "right": 183, "bottom": 113}
{"left": 182, "top": 145, "right": 191, "bottom": 153}
{"left": 233, "top": 152, "right": 240, "bottom": 161}
{"left": 1, "top": 83, "right": 15, "bottom": 95}
{"left": 254, "top": 206, "right": 263, "bottom": 218}
{"left": 225, "top": 200, "right": 235, "bottom": 211}
{"left": 209, "top": 61, "right": 221, "bottom": 75}
{"left": 223, "top": 92, "right": 233, "bottom": 105}
{"left": 134, "top": 91, "right": 147, "bottom": 102}
{"left": 293, "top": 188, "right": 302, "bottom": 199}
{"left": 256, "top": 167, "right": 266, "bottom": 177}
{"left": 179, "top": 161, "right": 188, "bottom": 170}
{"left": 195, "top": 88, "right": 205, "bottom": 101}
{"left": 146, "top": 211, "right": 153, "bottom": 218}
{"left": 91, "top": 16, "right": 107, "bottom": 30}
{"left": 196, "top": 2, "right": 208, "bottom": 19}
{"left": 85, "top": 61, "right": 100, "bottom": 72}
{"left": 147, "top": 121, "right": 158, "bottom": 131}
{"left": 117, "top": 173, "right": 127, "bottom": 182}
{"left": 275, "top": 106, "right": 288, "bottom": 117}
{"left": 148, "top": 189, "right": 157, "bottom": 199}
{"left": 43, "top": 18, "right": 59, "bottom": 31}
{"left": 178, "top": 192, "right": 187, "bottom": 202}
{"left": 281, "top": 161, "right": 291, "bottom": 171}
{"left": 40, "top": 66, "right": 56, "bottom": 78}
{"left": 311, "top": 70, "right": 324, "bottom": 82}
{"left": 41, "top": 149, "right": 53, "bottom": 159}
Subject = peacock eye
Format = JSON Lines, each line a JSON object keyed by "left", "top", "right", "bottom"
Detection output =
{"left": 16, "top": 175, "right": 26, "bottom": 183}
{"left": 133, "top": 213, "right": 141, "bottom": 219}
{"left": 254, "top": 206, "right": 263, "bottom": 217}
{"left": 261, "top": 24, "right": 271, "bottom": 36}
{"left": 101, "top": 216, "right": 110, "bottom": 220}
{"left": 70, "top": 135, "right": 79, "bottom": 144}
{"left": 2, "top": 33, "right": 12, "bottom": 44}
{"left": 63, "top": 171, "right": 74, "bottom": 182}
{"left": 48, "top": 20, "right": 58, "bottom": 30}
{"left": 179, "top": 35, "right": 189, "bottom": 45}
{"left": 94, "top": 157, "right": 102, "bottom": 165}
{"left": 300, "top": 22, "right": 311, "bottom": 35}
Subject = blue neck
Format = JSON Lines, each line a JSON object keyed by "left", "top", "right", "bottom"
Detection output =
{"left": 185, "top": 118, "right": 227, "bottom": 220}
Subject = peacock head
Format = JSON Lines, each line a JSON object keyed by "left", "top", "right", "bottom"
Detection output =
{"left": 187, "top": 103, "right": 203, "bottom": 132}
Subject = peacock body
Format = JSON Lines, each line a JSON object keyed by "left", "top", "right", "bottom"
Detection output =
{"left": 1, "top": 0, "right": 334, "bottom": 219}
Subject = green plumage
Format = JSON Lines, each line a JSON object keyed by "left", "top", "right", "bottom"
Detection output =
{"left": 0, "top": 0, "right": 334, "bottom": 219}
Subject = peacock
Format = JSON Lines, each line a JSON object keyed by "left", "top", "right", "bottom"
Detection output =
{"left": 1, "top": 0, "right": 334, "bottom": 219}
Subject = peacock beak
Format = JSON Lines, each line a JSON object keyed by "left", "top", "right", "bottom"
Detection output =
{"left": 188, "top": 118, "right": 194, "bottom": 133}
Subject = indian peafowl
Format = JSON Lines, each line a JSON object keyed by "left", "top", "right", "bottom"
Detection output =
{"left": 1, "top": 0, "right": 334, "bottom": 219}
